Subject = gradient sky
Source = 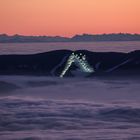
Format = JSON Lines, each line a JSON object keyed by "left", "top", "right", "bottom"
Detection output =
{"left": 0, "top": 0, "right": 140, "bottom": 37}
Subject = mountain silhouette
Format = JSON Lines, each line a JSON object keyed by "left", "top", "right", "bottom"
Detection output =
{"left": 0, "top": 50, "right": 140, "bottom": 77}
{"left": 0, "top": 33, "right": 140, "bottom": 43}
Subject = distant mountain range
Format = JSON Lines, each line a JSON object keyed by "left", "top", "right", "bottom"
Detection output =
{"left": 0, "top": 33, "right": 140, "bottom": 43}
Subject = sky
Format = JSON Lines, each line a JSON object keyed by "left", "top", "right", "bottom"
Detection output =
{"left": 0, "top": 0, "right": 140, "bottom": 37}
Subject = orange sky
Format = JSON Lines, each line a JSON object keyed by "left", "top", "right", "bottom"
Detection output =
{"left": 0, "top": 0, "right": 140, "bottom": 37}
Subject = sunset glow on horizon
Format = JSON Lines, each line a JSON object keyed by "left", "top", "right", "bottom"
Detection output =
{"left": 0, "top": 0, "right": 140, "bottom": 37}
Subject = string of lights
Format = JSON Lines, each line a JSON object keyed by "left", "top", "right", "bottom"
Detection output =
{"left": 60, "top": 52, "right": 94, "bottom": 78}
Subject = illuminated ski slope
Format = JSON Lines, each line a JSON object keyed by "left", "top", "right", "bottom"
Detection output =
{"left": 60, "top": 53, "right": 94, "bottom": 77}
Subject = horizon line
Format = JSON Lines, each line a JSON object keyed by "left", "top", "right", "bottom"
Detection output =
{"left": 1, "top": 32, "right": 140, "bottom": 38}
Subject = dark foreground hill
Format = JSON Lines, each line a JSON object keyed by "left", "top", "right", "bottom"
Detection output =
{"left": 0, "top": 50, "right": 140, "bottom": 77}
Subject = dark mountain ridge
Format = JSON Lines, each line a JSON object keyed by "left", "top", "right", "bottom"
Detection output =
{"left": 0, "top": 50, "right": 140, "bottom": 77}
